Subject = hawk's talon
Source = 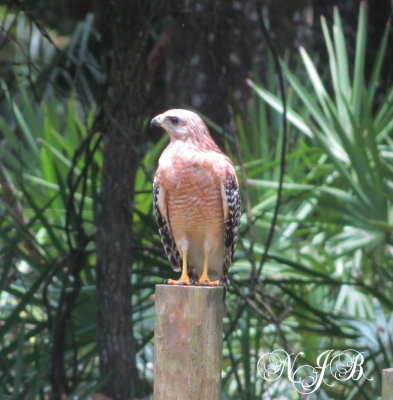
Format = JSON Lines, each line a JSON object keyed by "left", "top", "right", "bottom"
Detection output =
{"left": 164, "top": 251, "right": 192, "bottom": 285}
{"left": 195, "top": 278, "right": 221, "bottom": 286}
{"left": 166, "top": 278, "right": 192, "bottom": 285}
{"left": 195, "top": 252, "right": 221, "bottom": 286}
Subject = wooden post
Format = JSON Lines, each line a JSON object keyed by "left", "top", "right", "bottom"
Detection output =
{"left": 382, "top": 369, "right": 393, "bottom": 400}
{"left": 154, "top": 285, "right": 225, "bottom": 400}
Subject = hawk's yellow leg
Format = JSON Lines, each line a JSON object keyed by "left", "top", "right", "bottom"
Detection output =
{"left": 167, "top": 251, "right": 191, "bottom": 285}
{"left": 196, "top": 252, "right": 220, "bottom": 286}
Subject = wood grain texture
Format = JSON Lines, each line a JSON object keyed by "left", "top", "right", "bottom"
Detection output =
{"left": 382, "top": 368, "right": 393, "bottom": 400}
{"left": 154, "top": 285, "right": 224, "bottom": 400}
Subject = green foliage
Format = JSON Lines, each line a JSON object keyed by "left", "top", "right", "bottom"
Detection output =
{"left": 240, "top": 3, "right": 393, "bottom": 398}
{"left": 0, "top": 82, "right": 102, "bottom": 397}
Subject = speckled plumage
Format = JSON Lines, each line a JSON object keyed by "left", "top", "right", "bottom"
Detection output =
{"left": 152, "top": 109, "right": 240, "bottom": 288}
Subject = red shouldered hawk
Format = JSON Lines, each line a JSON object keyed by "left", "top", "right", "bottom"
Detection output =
{"left": 151, "top": 109, "right": 240, "bottom": 289}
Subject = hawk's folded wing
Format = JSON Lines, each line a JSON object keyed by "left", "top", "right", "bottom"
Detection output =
{"left": 153, "top": 179, "right": 182, "bottom": 272}
{"left": 222, "top": 169, "right": 241, "bottom": 281}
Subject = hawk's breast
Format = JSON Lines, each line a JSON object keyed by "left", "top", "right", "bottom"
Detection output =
{"left": 158, "top": 147, "right": 226, "bottom": 275}
{"left": 166, "top": 154, "right": 224, "bottom": 234}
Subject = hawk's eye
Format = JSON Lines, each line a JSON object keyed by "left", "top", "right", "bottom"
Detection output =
{"left": 169, "top": 116, "right": 179, "bottom": 125}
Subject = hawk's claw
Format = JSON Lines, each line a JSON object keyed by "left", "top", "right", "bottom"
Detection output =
{"left": 166, "top": 278, "right": 192, "bottom": 286}
{"left": 195, "top": 278, "right": 221, "bottom": 286}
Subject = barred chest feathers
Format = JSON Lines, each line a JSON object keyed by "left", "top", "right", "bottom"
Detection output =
{"left": 156, "top": 142, "right": 226, "bottom": 280}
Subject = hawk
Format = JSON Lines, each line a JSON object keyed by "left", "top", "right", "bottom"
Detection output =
{"left": 151, "top": 109, "right": 240, "bottom": 288}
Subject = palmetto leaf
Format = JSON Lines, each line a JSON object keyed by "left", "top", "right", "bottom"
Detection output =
{"left": 246, "top": 4, "right": 392, "bottom": 397}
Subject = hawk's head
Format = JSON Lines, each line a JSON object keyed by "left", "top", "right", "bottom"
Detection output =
{"left": 151, "top": 109, "right": 212, "bottom": 144}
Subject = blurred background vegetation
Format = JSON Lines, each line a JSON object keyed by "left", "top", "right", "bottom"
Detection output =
{"left": 0, "top": 0, "right": 392, "bottom": 399}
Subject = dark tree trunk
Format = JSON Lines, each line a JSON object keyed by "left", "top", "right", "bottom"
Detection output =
{"left": 95, "top": 1, "right": 152, "bottom": 399}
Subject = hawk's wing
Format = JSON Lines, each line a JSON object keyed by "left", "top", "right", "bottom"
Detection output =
{"left": 222, "top": 168, "right": 241, "bottom": 281}
{"left": 153, "top": 178, "right": 182, "bottom": 272}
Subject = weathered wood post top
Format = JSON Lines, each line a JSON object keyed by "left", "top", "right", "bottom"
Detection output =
{"left": 154, "top": 284, "right": 225, "bottom": 400}
{"left": 382, "top": 368, "right": 393, "bottom": 400}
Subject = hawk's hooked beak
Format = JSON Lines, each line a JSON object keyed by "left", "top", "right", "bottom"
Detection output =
{"left": 150, "top": 114, "right": 163, "bottom": 128}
